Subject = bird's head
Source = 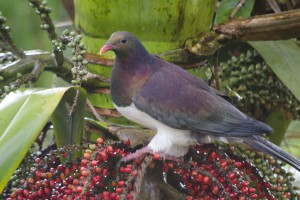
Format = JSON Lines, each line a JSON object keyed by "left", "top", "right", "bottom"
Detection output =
{"left": 99, "top": 31, "right": 148, "bottom": 58}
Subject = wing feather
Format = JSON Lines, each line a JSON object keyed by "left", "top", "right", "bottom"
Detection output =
{"left": 133, "top": 57, "right": 272, "bottom": 136}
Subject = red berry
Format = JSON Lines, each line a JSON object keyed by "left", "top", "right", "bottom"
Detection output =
{"left": 76, "top": 186, "right": 82, "bottom": 193}
{"left": 132, "top": 169, "right": 138, "bottom": 177}
{"left": 91, "top": 160, "right": 98, "bottom": 166}
{"left": 35, "top": 170, "right": 41, "bottom": 177}
{"left": 107, "top": 145, "right": 113, "bottom": 152}
{"left": 197, "top": 174, "right": 203, "bottom": 182}
{"left": 97, "top": 138, "right": 103, "bottom": 144}
{"left": 118, "top": 180, "right": 125, "bottom": 187}
{"left": 248, "top": 187, "right": 256, "bottom": 193}
{"left": 81, "top": 158, "right": 89, "bottom": 166}
{"left": 100, "top": 152, "right": 108, "bottom": 161}
{"left": 83, "top": 152, "right": 91, "bottom": 159}
{"left": 264, "top": 181, "right": 271, "bottom": 188}
{"left": 126, "top": 193, "right": 133, "bottom": 200}
{"left": 124, "top": 167, "right": 132, "bottom": 174}
{"left": 228, "top": 172, "right": 236, "bottom": 179}
{"left": 81, "top": 170, "right": 88, "bottom": 177}
{"left": 57, "top": 164, "right": 65, "bottom": 171}
{"left": 220, "top": 160, "right": 227, "bottom": 168}
{"left": 203, "top": 176, "right": 210, "bottom": 184}
{"left": 23, "top": 190, "right": 29, "bottom": 197}
{"left": 230, "top": 192, "right": 236, "bottom": 198}
{"left": 35, "top": 158, "right": 41, "bottom": 164}
{"left": 242, "top": 181, "right": 249, "bottom": 187}
{"left": 210, "top": 151, "right": 217, "bottom": 159}
{"left": 234, "top": 161, "right": 242, "bottom": 168}
{"left": 212, "top": 186, "right": 218, "bottom": 194}
{"left": 241, "top": 187, "right": 248, "bottom": 194}
{"left": 116, "top": 188, "right": 123, "bottom": 194}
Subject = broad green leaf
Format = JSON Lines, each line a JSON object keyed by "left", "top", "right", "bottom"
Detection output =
{"left": 281, "top": 120, "right": 300, "bottom": 158}
{"left": 35, "top": 71, "right": 71, "bottom": 88}
{"left": 52, "top": 87, "right": 87, "bottom": 147}
{"left": 87, "top": 93, "right": 114, "bottom": 109}
{"left": 215, "top": 0, "right": 255, "bottom": 25}
{"left": 0, "top": 87, "right": 82, "bottom": 193}
{"left": 250, "top": 40, "right": 300, "bottom": 101}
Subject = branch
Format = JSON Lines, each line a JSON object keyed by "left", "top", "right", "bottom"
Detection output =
{"left": 214, "top": 8, "right": 300, "bottom": 42}
{"left": 189, "top": 9, "right": 300, "bottom": 56}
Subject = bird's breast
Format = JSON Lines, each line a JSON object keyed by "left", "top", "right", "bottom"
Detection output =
{"left": 114, "top": 103, "right": 197, "bottom": 157}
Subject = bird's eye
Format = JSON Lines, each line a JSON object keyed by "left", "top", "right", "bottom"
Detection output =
{"left": 120, "top": 38, "right": 127, "bottom": 44}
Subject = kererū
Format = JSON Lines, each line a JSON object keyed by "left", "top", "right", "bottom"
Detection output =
{"left": 99, "top": 31, "right": 300, "bottom": 171}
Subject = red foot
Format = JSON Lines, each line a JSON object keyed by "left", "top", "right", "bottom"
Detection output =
{"left": 121, "top": 146, "right": 184, "bottom": 163}
{"left": 121, "top": 146, "right": 151, "bottom": 163}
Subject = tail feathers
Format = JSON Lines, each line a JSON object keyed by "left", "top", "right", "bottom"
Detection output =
{"left": 242, "top": 135, "right": 300, "bottom": 171}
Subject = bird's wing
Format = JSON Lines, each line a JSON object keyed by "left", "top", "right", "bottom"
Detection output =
{"left": 133, "top": 58, "right": 268, "bottom": 136}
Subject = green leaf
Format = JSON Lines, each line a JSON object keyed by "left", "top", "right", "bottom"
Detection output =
{"left": 35, "top": 71, "right": 71, "bottom": 88}
{"left": 215, "top": 0, "right": 255, "bottom": 25}
{"left": 250, "top": 40, "right": 300, "bottom": 101}
{"left": 87, "top": 93, "right": 114, "bottom": 109}
{"left": 0, "top": 87, "right": 83, "bottom": 193}
{"left": 52, "top": 87, "right": 87, "bottom": 147}
{"left": 281, "top": 120, "right": 300, "bottom": 158}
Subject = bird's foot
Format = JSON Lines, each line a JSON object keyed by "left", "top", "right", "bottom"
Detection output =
{"left": 120, "top": 146, "right": 183, "bottom": 163}
{"left": 121, "top": 146, "right": 152, "bottom": 163}
{"left": 163, "top": 155, "right": 184, "bottom": 163}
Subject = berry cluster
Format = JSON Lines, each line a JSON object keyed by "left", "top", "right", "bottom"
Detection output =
{"left": 5, "top": 139, "right": 136, "bottom": 200}
{"left": 3, "top": 139, "right": 300, "bottom": 199}
{"left": 215, "top": 50, "right": 300, "bottom": 120}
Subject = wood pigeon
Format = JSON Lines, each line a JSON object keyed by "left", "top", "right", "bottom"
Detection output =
{"left": 99, "top": 31, "right": 300, "bottom": 171}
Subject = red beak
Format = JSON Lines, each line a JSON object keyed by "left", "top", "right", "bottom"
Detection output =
{"left": 99, "top": 44, "right": 113, "bottom": 55}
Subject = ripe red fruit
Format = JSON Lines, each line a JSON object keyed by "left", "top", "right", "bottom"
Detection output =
{"left": 212, "top": 186, "right": 218, "bottom": 194}
{"left": 83, "top": 152, "right": 91, "bottom": 159}
{"left": 100, "top": 152, "right": 108, "bottom": 161}
{"left": 76, "top": 186, "right": 83, "bottom": 193}
{"left": 228, "top": 172, "right": 236, "bottom": 179}
{"left": 81, "top": 158, "right": 89, "bottom": 166}
{"left": 91, "top": 160, "right": 98, "bottom": 166}
{"left": 220, "top": 160, "right": 227, "bottom": 168}
{"left": 97, "top": 138, "right": 103, "bottom": 144}
{"left": 248, "top": 187, "right": 256, "bottom": 193}
{"left": 210, "top": 151, "right": 217, "bottom": 159}
{"left": 126, "top": 193, "right": 133, "bottom": 200}
{"left": 81, "top": 170, "right": 89, "bottom": 177}
{"left": 203, "top": 176, "right": 210, "bottom": 184}
{"left": 107, "top": 145, "right": 113, "bottom": 152}
{"left": 116, "top": 188, "right": 123, "bottom": 194}
{"left": 197, "top": 174, "right": 203, "bottom": 182}
{"left": 35, "top": 158, "right": 41, "bottom": 164}
{"left": 119, "top": 167, "right": 126, "bottom": 173}
{"left": 124, "top": 167, "right": 132, "bottom": 174}
{"left": 234, "top": 161, "right": 242, "bottom": 168}
{"left": 118, "top": 180, "right": 125, "bottom": 187}
{"left": 242, "top": 181, "right": 249, "bottom": 187}
{"left": 23, "top": 189, "right": 30, "bottom": 197}
{"left": 132, "top": 169, "right": 138, "bottom": 177}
